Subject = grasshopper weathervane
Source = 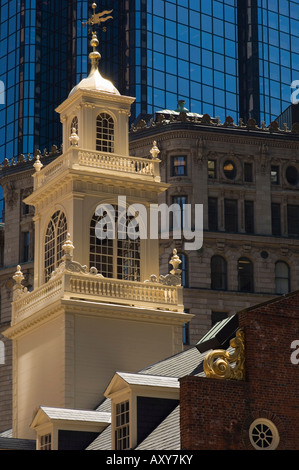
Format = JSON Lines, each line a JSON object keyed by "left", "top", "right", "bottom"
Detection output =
{"left": 83, "top": 3, "right": 113, "bottom": 30}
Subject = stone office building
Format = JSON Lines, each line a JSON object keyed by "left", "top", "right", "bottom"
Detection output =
{"left": 130, "top": 108, "right": 299, "bottom": 345}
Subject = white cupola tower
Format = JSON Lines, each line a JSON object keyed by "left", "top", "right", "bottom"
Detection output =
{"left": 4, "top": 6, "right": 191, "bottom": 440}
{"left": 58, "top": 29, "right": 132, "bottom": 157}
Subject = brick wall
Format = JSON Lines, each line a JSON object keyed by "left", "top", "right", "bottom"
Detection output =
{"left": 180, "top": 291, "right": 299, "bottom": 450}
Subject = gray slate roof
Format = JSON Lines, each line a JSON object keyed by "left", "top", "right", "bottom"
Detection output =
{"left": 38, "top": 406, "right": 111, "bottom": 424}
{"left": 0, "top": 436, "right": 36, "bottom": 450}
{"left": 136, "top": 406, "right": 181, "bottom": 450}
{"left": 87, "top": 346, "right": 207, "bottom": 450}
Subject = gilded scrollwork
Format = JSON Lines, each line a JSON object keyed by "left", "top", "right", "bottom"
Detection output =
{"left": 203, "top": 329, "right": 245, "bottom": 381}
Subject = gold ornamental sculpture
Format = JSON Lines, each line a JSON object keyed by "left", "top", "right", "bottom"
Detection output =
{"left": 203, "top": 329, "right": 245, "bottom": 381}
{"left": 83, "top": 3, "right": 113, "bottom": 28}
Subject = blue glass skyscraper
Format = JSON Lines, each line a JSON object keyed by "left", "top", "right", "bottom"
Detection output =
{"left": 0, "top": 0, "right": 299, "bottom": 163}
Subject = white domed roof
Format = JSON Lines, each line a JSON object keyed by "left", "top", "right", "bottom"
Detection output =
{"left": 69, "top": 65, "right": 120, "bottom": 97}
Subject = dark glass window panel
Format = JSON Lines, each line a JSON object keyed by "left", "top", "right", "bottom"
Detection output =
{"left": 171, "top": 195, "right": 188, "bottom": 230}
{"left": 244, "top": 162, "right": 253, "bottom": 182}
{"left": 275, "top": 261, "right": 290, "bottom": 294}
{"left": 208, "top": 197, "right": 218, "bottom": 231}
{"left": 224, "top": 199, "right": 238, "bottom": 233}
{"left": 177, "top": 253, "right": 189, "bottom": 288}
{"left": 22, "top": 231, "right": 30, "bottom": 263}
{"left": 208, "top": 160, "right": 216, "bottom": 179}
{"left": 238, "top": 257, "right": 254, "bottom": 293}
{"left": 287, "top": 204, "right": 299, "bottom": 237}
{"left": 211, "top": 255, "right": 227, "bottom": 290}
{"left": 183, "top": 320, "right": 190, "bottom": 346}
{"left": 244, "top": 200, "right": 254, "bottom": 234}
{"left": 171, "top": 156, "right": 187, "bottom": 177}
{"left": 271, "top": 203, "right": 281, "bottom": 236}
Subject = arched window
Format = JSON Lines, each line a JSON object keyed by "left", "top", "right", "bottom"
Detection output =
{"left": 96, "top": 113, "right": 114, "bottom": 153}
{"left": 238, "top": 257, "right": 254, "bottom": 293}
{"left": 0, "top": 341, "right": 4, "bottom": 365}
{"left": 275, "top": 261, "right": 290, "bottom": 294}
{"left": 90, "top": 206, "right": 140, "bottom": 281}
{"left": 70, "top": 116, "right": 78, "bottom": 135}
{"left": 211, "top": 255, "right": 227, "bottom": 290}
{"left": 45, "top": 211, "right": 68, "bottom": 282}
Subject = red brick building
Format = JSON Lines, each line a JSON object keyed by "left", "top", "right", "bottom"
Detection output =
{"left": 180, "top": 291, "right": 299, "bottom": 450}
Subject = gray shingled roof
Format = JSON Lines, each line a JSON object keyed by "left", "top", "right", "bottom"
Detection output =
{"left": 114, "top": 372, "right": 180, "bottom": 389}
{"left": 38, "top": 406, "right": 111, "bottom": 424}
{"left": 0, "top": 437, "right": 36, "bottom": 450}
{"left": 136, "top": 406, "right": 180, "bottom": 450}
{"left": 87, "top": 346, "right": 207, "bottom": 450}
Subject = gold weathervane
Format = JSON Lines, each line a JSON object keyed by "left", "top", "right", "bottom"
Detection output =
{"left": 83, "top": 3, "right": 113, "bottom": 30}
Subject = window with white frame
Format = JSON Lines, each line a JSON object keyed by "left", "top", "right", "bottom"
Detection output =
{"left": 96, "top": 113, "right": 114, "bottom": 153}
{"left": 249, "top": 419, "right": 280, "bottom": 450}
{"left": 40, "top": 433, "right": 52, "bottom": 450}
{"left": 90, "top": 207, "right": 140, "bottom": 281}
{"left": 115, "top": 401, "right": 130, "bottom": 450}
{"left": 44, "top": 211, "right": 68, "bottom": 282}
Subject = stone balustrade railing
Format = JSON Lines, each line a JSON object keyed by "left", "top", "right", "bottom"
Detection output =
{"left": 11, "top": 269, "right": 183, "bottom": 326}
{"left": 33, "top": 147, "right": 161, "bottom": 189}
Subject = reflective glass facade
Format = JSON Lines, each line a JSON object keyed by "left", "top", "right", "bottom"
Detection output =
{"left": 0, "top": 0, "right": 87, "bottom": 162}
{"left": 0, "top": 0, "right": 299, "bottom": 162}
{"left": 257, "top": 0, "right": 299, "bottom": 125}
{"left": 100, "top": 0, "right": 239, "bottom": 122}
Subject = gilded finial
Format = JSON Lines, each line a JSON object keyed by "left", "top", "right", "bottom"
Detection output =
{"left": 83, "top": 4, "right": 114, "bottom": 69}
{"left": 87, "top": 4, "right": 113, "bottom": 27}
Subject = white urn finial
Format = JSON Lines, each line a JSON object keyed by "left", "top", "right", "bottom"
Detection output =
{"left": 169, "top": 249, "right": 182, "bottom": 276}
{"left": 69, "top": 128, "right": 80, "bottom": 147}
{"left": 150, "top": 141, "right": 160, "bottom": 159}
{"left": 33, "top": 155, "right": 43, "bottom": 172}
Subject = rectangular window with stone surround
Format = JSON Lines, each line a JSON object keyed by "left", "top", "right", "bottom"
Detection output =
{"left": 224, "top": 199, "right": 238, "bottom": 233}
{"left": 171, "top": 156, "right": 187, "bottom": 177}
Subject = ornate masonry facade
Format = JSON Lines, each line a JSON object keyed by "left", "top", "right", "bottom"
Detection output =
{"left": 130, "top": 111, "right": 299, "bottom": 345}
